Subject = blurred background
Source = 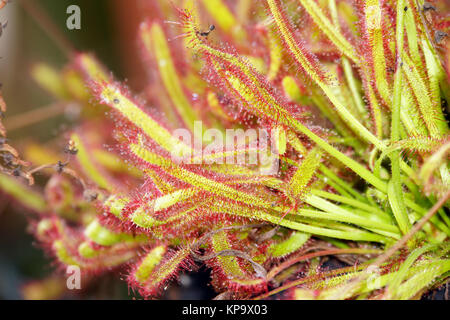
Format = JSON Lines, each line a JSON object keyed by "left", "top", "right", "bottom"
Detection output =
{"left": 0, "top": 0, "right": 215, "bottom": 300}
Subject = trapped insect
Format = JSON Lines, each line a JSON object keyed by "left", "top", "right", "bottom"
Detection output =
{"left": 197, "top": 24, "right": 215, "bottom": 37}
{"left": 423, "top": 2, "right": 437, "bottom": 12}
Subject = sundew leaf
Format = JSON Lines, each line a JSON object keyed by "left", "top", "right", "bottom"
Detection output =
{"left": 421, "top": 38, "right": 449, "bottom": 136}
{"left": 394, "top": 259, "right": 450, "bottom": 299}
{"left": 296, "top": 0, "right": 359, "bottom": 64}
{"left": 98, "top": 84, "right": 193, "bottom": 159}
{"left": 387, "top": 0, "right": 411, "bottom": 237}
{"left": 303, "top": 194, "right": 401, "bottom": 236}
{"left": 266, "top": 0, "right": 384, "bottom": 149}
{"left": 52, "top": 240, "right": 80, "bottom": 267}
{"left": 206, "top": 90, "right": 233, "bottom": 121}
{"left": 199, "top": 0, "right": 246, "bottom": 41}
{"left": 140, "top": 22, "right": 201, "bottom": 133}
{"left": 400, "top": 84, "right": 428, "bottom": 137}
{"left": 302, "top": 255, "right": 450, "bottom": 299}
{"left": 267, "top": 27, "right": 284, "bottom": 81}
{"left": 359, "top": 54, "right": 386, "bottom": 139}
{"left": 266, "top": 0, "right": 333, "bottom": 87}
{"left": 180, "top": 6, "right": 387, "bottom": 191}
{"left": 128, "top": 245, "right": 195, "bottom": 297}
{"left": 144, "top": 168, "right": 178, "bottom": 194}
{"left": 84, "top": 219, "right": 148, "bottom": 247}
{"left": 328, "top": 0, "right": 367, "bottom": 120}
{"left": 209, "top": 200, "right": 389, "bottom": 243}
{"left": 31, "top": 63, "right": 71, "bottom": 100}
{"left": 361, "top": 0, "right": 392, "bottom": 106}
{"left": 70, "top": 133, "right": 114, "bottom": 191}
{"left": 289, "top": 147, "right": 322, "bottom": 200}
{"left": 356, "top": 260, "right": 450, "bottom": 299}
{"left": 268, "top": 231, "right": 310, "bottom": 258}
{"left": 0, "top": 173, "right": 46, "bottom": 212}
{"left": 420, "top": 140, "right": 450, "bottom": 187}
{"left": 284, "top": 73, "right": 364, "bottom": 147}
{"left": 77, "top": 54, "right": 192, "bottom": 158}
{"left": 77, "top": 240, "right": 142, "bottom": 261}
{"left": 39, "top": 217, "right": 138, "bottom": 272}
{"left": 127, "top": 194, "right": 208, "bottom": 231}
{"left": 130, "top": 245, "right": 167, "bottom": 285}
{"left": 387, "top": 244, "right": 436, "bottom": 298}
{"left": 129, "top": 142, "right": 274, "bottom": 209}
{"left": 102, "top": 185, "right": 208, "bottom": 232}
{"left": 75, "top": 53, "right": 110, "bottom": 83}
{"left": 404, "top": 1, "right": 423, "bottom": 67}
{"left": 92, "top": 150, "right": 142, "bottom": 178}
{"left": 374, "top": 135, "right": 446, "bottom": 177}
{"left": 206, "top": 230, "right": 267, "bottom": 293}
{"left": 402, "top": 53, "right": 442, "bottom": 138}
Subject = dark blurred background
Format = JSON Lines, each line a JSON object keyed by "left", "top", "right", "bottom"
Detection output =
{"left": 0, "top": 0, "right": 214, "bottom": 300}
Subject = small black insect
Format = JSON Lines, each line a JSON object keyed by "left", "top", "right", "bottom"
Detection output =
{"left": 404, "top": 6, "right": 408, "bottom": 12}
{"left": 435, "top": 30, "right": 448, "bottom": 44}
{"left": 197, "top": 25, "right": 215, "bottom": 37}
{"left": 12, "top": 167, "right": 21, "bottom": 177}
{"left": 113, "top": 98, "right": 120, "bottom": 104}
{"left": 2, "top": 152, "right": 13, "bottom": 166}
{"left": 64, "top": 140, "right": 78, "bottom": 155}
{"left": 56, "top": 160, "right": 67, "bottom": 174}
{"left": 423, "top": 2, "right": 436, "bottom": 12}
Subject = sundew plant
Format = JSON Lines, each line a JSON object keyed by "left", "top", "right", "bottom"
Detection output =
{"left": 0, "top": 0, "right": 450, "bottom": 300}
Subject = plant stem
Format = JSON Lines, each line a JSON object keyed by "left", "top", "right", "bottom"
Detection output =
{"left": 328, "top": 0, "right": 367, "bottom": 118}
{"left": 311, "top": 189, "right": 391, "bottom": 221}
{"left": 267, "top": 248, "right": 383, "bottom": 280}
{"left": 388, "top": 0, "right": 411, "bottom": 235}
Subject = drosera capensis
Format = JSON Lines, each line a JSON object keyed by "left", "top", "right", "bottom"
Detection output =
{"left": 0, "top": 0, "right": 449, "bottom": 300}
